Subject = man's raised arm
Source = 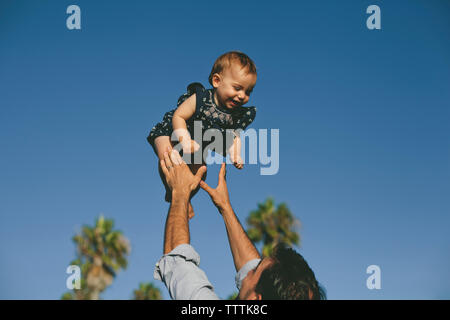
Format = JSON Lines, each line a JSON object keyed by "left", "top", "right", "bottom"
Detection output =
{"left": 160, "top": 148, "right": 206, "bottom": 254}
{"left": 154, "top": 148, "right": 219, "bottom": 300}
{"left": 200, "top": 163, "right": 261, "bottom": 272}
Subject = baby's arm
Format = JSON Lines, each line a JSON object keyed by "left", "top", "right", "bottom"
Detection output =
{"left": 228, "top": 134, "right": 243, "bottom": 170}
{"left": 172, "top": 94, "right": 199, "bottom": 153}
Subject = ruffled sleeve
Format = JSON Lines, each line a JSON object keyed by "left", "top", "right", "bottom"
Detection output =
{"left": 176, "top": 82, "right": 206, "bottom": 109}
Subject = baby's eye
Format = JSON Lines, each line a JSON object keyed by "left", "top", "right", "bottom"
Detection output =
{"left": 234, "top": 86, "right": 241, "bottom": 91}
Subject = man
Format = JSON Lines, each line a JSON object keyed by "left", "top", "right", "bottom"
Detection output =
{"left": 154, "top": 148, "right": 325, "bottom": 300}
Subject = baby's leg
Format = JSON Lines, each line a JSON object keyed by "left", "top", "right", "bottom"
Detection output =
{"left": 153, "top": 136, "right": 174, "bottom": 161}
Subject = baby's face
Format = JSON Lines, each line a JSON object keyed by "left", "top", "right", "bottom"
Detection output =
{"left": 212, "top": 63, "right": 257, "bottom": 110}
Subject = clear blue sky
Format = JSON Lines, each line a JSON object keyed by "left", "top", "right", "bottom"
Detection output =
{"left": 1, "top": 0, "right": 449, "bottom": 299}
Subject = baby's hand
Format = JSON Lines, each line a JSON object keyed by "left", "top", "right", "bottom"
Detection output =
{"left": 182, "top": 139, "right": 200, "bottom": 154}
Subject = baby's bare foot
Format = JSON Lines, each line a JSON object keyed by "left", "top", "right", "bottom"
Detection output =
{"left": 233, "top": 156, "right": 244, "bottom": 170}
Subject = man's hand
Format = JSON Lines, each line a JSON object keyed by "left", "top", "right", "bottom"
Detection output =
{"left": 160, "top": 147, "right": 206, "bottom": 196}
{"left": 199, "top": 163, "right": 232, "bottom": 213}
{"left": 161, "top": 147, "right": 206, "bottom": 254}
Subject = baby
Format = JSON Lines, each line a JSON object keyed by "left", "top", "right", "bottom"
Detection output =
{"left": 147, "top": 51, "right": 257, "bottom": 216}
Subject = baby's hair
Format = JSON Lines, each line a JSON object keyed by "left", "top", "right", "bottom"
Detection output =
{"left": 208, "top": 51, "right": 257, "bottom": 86}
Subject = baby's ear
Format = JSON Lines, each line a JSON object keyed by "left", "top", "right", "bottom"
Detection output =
{"left": 211, "top": 73, "right": 221, "bottom": 88}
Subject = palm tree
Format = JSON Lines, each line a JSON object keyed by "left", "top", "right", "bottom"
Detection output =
{"left": 132, "top": 282, "right": 163, "bottom": 300}
{"left": 246, "top": 198, "right": 300, "bottom": 257}
{"left": 62, "top": 215, "right": 131, "bottom": 300}
{"left": 226, "top": 292, "right": 238, "bottom": 300}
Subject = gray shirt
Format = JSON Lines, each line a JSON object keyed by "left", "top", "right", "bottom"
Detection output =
{"left": 154, "top": 244, "right": 261, "bottom": 300}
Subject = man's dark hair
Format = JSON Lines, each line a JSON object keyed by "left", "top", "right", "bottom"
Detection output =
{"left": 255, "top": 243, "right": 326, "bottom": 300}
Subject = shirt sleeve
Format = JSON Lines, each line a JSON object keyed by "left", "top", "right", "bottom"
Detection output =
{"left": 154, "top": 244, "right": 219, "bottom": 300}
{"left": 235, "top": 258, "right": 261, "bottom": 290}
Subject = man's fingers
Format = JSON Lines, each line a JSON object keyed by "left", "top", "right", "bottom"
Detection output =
{"left": 169, "top": 149, "right": 179, "bottom": 165}
{"left": 160, "top": 159, "right": 169, "bottom": 177}
{"left": 219, "top": 163, "right": 227, "bottom": 182}
{"left": 170, "top": 149, "right": 184, "bottom": 166}
{"left": 163, "top": 151, "right": 173, "bottom": 170}
{"left": 194, "top": 165, "right": 207, "bottom": 183}
{"left": 199, "top": 180, "right": 213, "bottom": 194}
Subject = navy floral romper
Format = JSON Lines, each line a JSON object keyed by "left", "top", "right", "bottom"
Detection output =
{"left": 147, "top": 82, "right": 257, "bottom": 158}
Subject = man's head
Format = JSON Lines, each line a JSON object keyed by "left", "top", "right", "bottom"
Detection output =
{"left": 238, "top": 243, "right": 326, "bottom": 300}
{"left": 209, "top": 51, "right": 257, "bottom": 110}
